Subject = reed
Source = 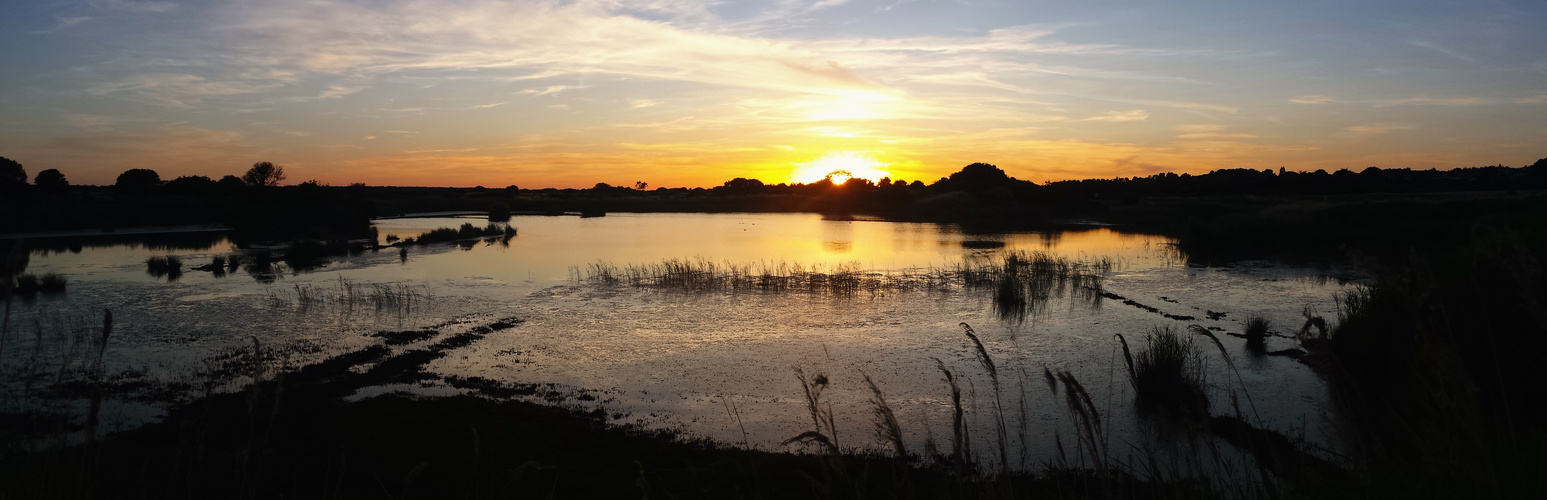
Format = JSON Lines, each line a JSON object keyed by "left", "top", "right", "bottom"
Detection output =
{"left": 959, "top": 251, "right": 1111, "bottom": 322}
{"left": 578, "top": 258, "right": 935, "bottom": 296}
{"left": 961, "top": 323, "right": 1009, "bottom": 473}
{"left": 1125, "top": 326, "right": 1209, "bottom": 419}
{"left": 932, "top": 357, "right": 970, "bottom": 474}
{"left": 1243, "top": 315, "right": 1271, "bottom": 354}
{"left": 1050, "top": 370, "right": 1108, "bottom": 470}
{"left": 861, "top": 374, "right": 908, "bottom": 460}
{"left": 145, "top": 255, "right": 183, "bottom": 280}
{"left": 783, "top": 367, "right": 839, "bottom": 455}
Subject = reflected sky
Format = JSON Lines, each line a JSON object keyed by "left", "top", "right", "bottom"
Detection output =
{"left": 372, "top": 213, "right": 1182, "bottom": 286}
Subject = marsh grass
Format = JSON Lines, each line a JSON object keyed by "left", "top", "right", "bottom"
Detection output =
{"left": 144, "top": 256, "right": 182, "bottom": 281}
{"left": 3, "top": 273, "right": 66, "bottom": 297}
{"left": 265, "top": 276, "right": 431, "bottom": 322}
{"left": 575, "top": 252, "right": 1115, "bottom": 312}
{"left": 577, "top": 258, "right": 950, "bottom": 296}
{"left": 1243, "top": 315, "right": 1271, "bottom": 355}
{"left": 784, "top": 367, "right": 839, "bottom": 455}
{"left": 1122, "top": 326, "right": 1210, "bottom": 420}
{"left": 958, "top": 251, "right": 1112, "bottom": 322}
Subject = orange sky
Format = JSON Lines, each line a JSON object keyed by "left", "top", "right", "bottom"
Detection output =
{"left": 2, "top": 1, "right": 1544, "bottom": 188}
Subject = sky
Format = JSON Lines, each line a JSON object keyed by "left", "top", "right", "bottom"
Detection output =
{"left": 1, "top": 0, "right": 1544, "bottom": 188}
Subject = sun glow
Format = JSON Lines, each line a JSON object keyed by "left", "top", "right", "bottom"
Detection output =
{"left": 787, "top": 151, "right": 891, "bottom": 185}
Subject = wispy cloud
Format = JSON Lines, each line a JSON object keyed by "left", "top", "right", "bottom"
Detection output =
{"left": 1290, "top": 95, "right": 1334, "bottom": 104}
{"left": 1378, "top": 97, "right": 1488, "bottom": 106}
{"left": 1177, "top": 132, "right": 1258, "bottom": 140}
{"left": 91, "top": 0, "right": 177, "bottom": 14}
{"left": 1346, "top": 124, "right": 1415, "bottom": 135}
{"left": 1081, "top": 110, "right": 1147, "bottom": 122}
{"left": 519, "top": 85, "right": 588, "bottom": 96}
{"left": 89, "top": 73, "right": 274, "bottom": 108}
{"left": 1517, "top": 94, "right": 1547, "bottom": 104}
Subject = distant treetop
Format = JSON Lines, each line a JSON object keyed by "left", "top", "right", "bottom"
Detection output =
{"left": 34, "top": 168, "right": 69, "bottom": 192}
{"left": 0, "top": 156, "right": 25, "bottom": 192}
{"left": 243, "top": 161, "right": 287, "bottom": 187}
{"left": 115, "top": 168, "right": 161, "bottom": 192}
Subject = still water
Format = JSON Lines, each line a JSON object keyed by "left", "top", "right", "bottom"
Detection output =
{"left": 4, "top": 213, "right": 1353, "bottom": 471}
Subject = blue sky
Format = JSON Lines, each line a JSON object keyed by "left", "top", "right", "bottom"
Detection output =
{"left": 1, "top": 0, "right": 1543, "bottom": 187}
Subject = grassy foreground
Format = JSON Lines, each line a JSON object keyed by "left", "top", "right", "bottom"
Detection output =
{"left": 1, "top": 317, "right": 1207, "bottom": 500}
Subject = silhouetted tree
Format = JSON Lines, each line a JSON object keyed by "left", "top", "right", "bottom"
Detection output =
{"left": 217, "top": 175, "right": 246, "bottom": 190}
{"left": 0, "top": 156, "right": 25, "bottom": 193}
{"left": 34, "top": 168, "right": 68, "bottom": 192}
{"left": 115, "top": 169, "right": 162, "bottom": 192}
{"left": 164, "top": 175, "right": 216, "bottom": 196}
{"left": 935, "top": 162, "right": 1016, "bottom": 192}
{"left": 634, "top": 181, "right": 648, "bottom": 190}
{"left": 721, "top": 178, "right": 764, "bottom": 192}
{"left": 243, "top": 161, "right": 286, "bottom": 187}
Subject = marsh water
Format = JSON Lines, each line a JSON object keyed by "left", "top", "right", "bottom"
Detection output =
{"left": 3, "top": 213, "right": 1355, "bottom": 472}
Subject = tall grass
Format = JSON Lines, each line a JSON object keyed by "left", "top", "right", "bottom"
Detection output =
{"left": 957, "top": 251, "right": 1111, "bottom": 322}
{"left": 574, "top": 252, "right": 1115, "bottom": 311}
{"left": 1120, "top": 326, "right": 1209, "bottom": 419}
{"left": 265, "top": 276, "right": 432, "bottom": 322}
{"left": 1243, "top": 315, "right": 1271, "bottom": 355}
{"left": 783, "top": 367, "right": 839, "bottom": 455}
{"left": 861, "top": 374, "right": 907, "bottom": 460}
{"left": 576, "top": 258, "right": 947, "bottom": 296}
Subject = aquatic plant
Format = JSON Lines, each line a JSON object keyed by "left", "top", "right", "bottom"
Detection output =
{"left": 959, "top": 251, "right": 1111, "bottom": 322}
{"left": 578, "top": 258, "right": 942, "bottom": 296}
{"left": 145, "top": 255, "right": 183, "bottom": 281}
{"left": 1122, "top": 326, "right": 1209, "bottom": 419}
{"left": 1243, "top": 315, "right": 1271, "bottom": 354}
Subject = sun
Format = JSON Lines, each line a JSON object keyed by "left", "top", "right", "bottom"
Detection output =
{"left": 787, "top": 151, "right": 891, "bottom": 185}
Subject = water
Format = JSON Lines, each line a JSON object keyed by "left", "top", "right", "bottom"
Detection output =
{"left": 2, "top": 213, "right": 1355, "bottom": 471}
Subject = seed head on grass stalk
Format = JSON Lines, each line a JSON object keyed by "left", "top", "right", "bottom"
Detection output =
{"left": 784, "top": 366, "right": 838, "bottom": 455}
{"left": 932, "top": 357, "right": 969, "bottom": 474}
{"left": 961, "top": 322, "right": 1010, "bottom": 473}
{"left": 862, "top": 373, "right": 908, "bottom": 460}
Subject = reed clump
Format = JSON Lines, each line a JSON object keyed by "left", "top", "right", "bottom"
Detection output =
{"left": 1243, "top": 315, "right": 1271, "bottom": 355}
{"left": 957, "top": 251, "right": 1111, "bottom": 321}
{"left": 577, "top": 258, "right": 946, "bottom": 296}
{"left": 145, "top": 255, "right": 183, "bottom": 281}
{"left": 4, "top": 273, "right": 67, "bottom": 297}
{"left": 1119, "top": 327, "right": 1209, "bottom": 420}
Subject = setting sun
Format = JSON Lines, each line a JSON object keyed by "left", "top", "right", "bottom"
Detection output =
{"left": 787, "top": 151, "right": 891, "bottom": 185}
